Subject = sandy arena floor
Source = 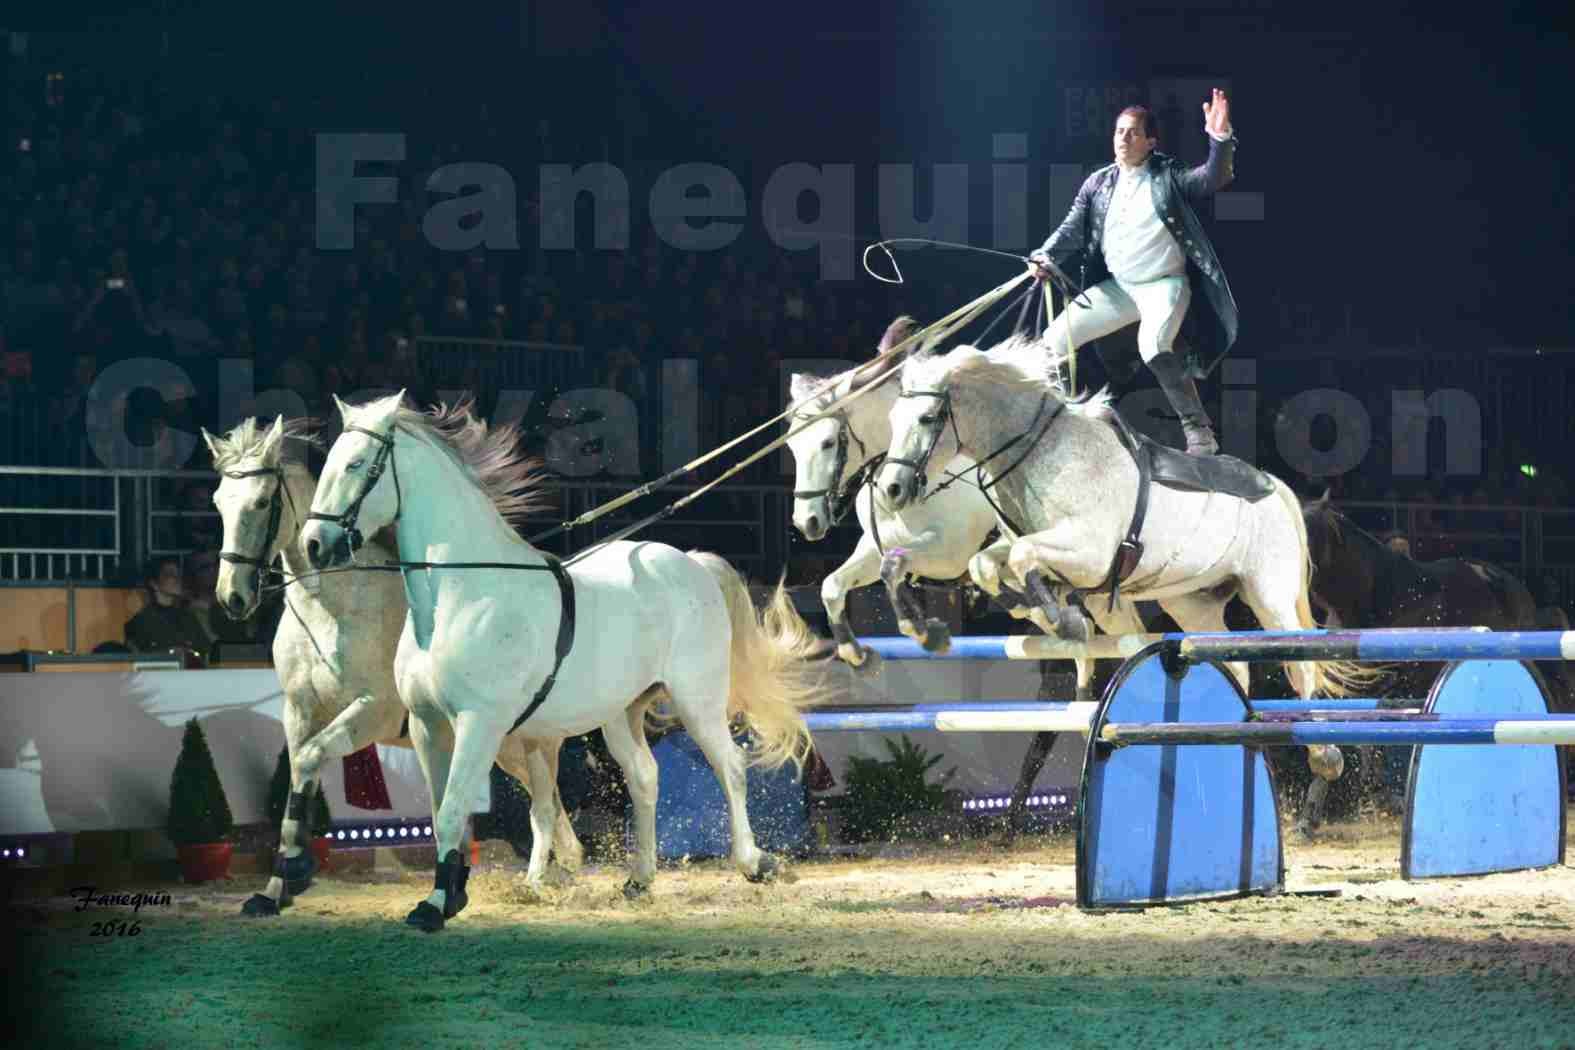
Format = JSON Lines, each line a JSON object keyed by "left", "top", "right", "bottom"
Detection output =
{"left": 9, "top": 817, "right": 1575, "bottom": 1049}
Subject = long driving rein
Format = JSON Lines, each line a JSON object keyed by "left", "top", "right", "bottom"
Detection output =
{"left": 300, "top": 424, "right": 575, "bottom": 734}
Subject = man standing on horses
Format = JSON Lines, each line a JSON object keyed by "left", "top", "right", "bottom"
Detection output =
{"left": 1029, "top": 88, "right": 1238, "bottom": 456}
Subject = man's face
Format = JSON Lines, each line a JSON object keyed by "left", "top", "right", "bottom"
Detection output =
{"left": 1113, "top": 114, "right": 1156, "bottom": 167}
{"left": 153, "top": 563, "right": 184, "bottom": 600}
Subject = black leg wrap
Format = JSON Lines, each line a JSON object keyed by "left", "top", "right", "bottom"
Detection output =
{"left": 406, "top": 849, "right": 468, "bottom": 931}
{"left": 285, "top": 789, "right": 309, "bottom": 822}
{"left": 921, "top": 618, "right": 952, "bottom": 653}
{"left": 275, "top": 847, "right": 318, "bottom": 897}
{"left": 435, "top": 848, "right": 469, "bottom": 917}
{"left": 831, "top": 621, "right": 857, "bottom": 646}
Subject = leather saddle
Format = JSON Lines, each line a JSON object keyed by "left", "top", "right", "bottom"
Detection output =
{"left": 1057, "top": 399, "right": 1278, "bottom": 612}
{"left": 1105, "top": 407, "right": 1276, "bottom": 503}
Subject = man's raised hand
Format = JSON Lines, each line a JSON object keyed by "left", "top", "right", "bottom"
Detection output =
{"left": 1203, "top": 88, "right": 1231, "bottom": 138}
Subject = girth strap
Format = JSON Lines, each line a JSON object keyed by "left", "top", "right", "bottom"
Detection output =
{"left": 1092, "top": 409, "right": 1153, "bottom": 612}
{"left": 509, "top": 554, "right": 576, "bottom": 734}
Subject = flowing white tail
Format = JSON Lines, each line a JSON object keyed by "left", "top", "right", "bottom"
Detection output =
{"left": 688, "top": 551, "right": 837, "bottom": 772}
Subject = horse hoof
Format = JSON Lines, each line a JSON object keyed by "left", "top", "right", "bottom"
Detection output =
{"left": 836, "top": 642, "right": 867, "bottom": 668}
{"left": 1054, "top": 609, "right": 1091, "bottom": 644}
{"left": 1308, "top": 745, "right": 1345, "bottom": 781}
{"left": 406, "top": 900, "right": 446, "bottom": 932}
{"left": 745, "top": 854, "right": 782, "bottom": 884}
{"left": 921, "top": 619, "right": 952, "bottom": 654}
{"left": 241, "top": 893, "right": 281, "bottom": 917}
{"left": 622, "top": 878, "right": 651, "bottom": 901}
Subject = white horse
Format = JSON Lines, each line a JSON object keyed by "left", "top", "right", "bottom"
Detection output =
{"left": 876, "top": 346, "right": 1367, "bottom": 781}
{"left": 785, "top": 317, "right": 1008, "bottom": 665}
{"left": 299, "top": 394, "right": 838, "bottom": 931}
{"left": 203, "top": 416, "right": 583, "bottom": 917}
{"left": 788, "top": 318, "right": 1153, "bottom": 703}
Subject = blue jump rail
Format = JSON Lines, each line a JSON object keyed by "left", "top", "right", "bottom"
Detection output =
{"left": 1177, "top": 629, "right": 1575, "bottom": 664}
{"left": 853, "top": 627, "right": 1513, "bottom": 663}
{"left": 1101, "top": 718, "right": 1575, "bottom": 747}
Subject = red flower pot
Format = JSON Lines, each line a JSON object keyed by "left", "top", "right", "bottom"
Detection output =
{"left": 309, "top": 836, "right": 332, "bottom": 872}
{"left": 176, "top": 842, "right": 234, "bottom": 884}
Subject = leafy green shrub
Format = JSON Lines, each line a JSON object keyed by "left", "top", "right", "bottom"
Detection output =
{"left": 840, "top": 735, "right": 957, "bottom": 843}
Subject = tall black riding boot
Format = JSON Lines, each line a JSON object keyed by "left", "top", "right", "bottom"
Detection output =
{"left": 1147, "top": 351, "right": 1219, "bottom": 455}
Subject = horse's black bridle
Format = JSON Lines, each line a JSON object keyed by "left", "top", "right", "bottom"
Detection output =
{"left": 217, "top": 464, "right": 295, "bottom": 619}
{"left": 885, "top": 386, "right": 1063, "bottom": 540}
{"left": 304, "top": 424, "right": 402, "bottom": 553}
{"left": 883, "top": 388, "right": 964, "bottom": 497}
{"left": 791, "top": 410, "right": 879, "bottom": 529}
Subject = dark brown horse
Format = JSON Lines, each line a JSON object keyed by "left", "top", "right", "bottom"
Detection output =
{"left": 1300, "top": 493, "right": 1573, "bottom": 830}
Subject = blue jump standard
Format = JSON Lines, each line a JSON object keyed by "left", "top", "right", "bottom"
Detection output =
{"left": 1076, "top": 650, "right": 1565, "bottom": 908}
{"left": 821, "top": 633, "right": 1567, "bottom": 908}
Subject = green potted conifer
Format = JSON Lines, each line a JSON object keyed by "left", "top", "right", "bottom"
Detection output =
{"left": 166, "top": 717, "right": 236, "bottom": 882}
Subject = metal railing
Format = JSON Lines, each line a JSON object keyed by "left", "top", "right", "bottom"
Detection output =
{"left": 0, "top": 465, "right": 223, "bottom": 582}
{"left": 0, "top": 465, "right": 1568, "bottom": 614}
{"left": 0, "top": 465, "right": 794, "bottom": 585}
{"left": 414, "top": 335, "right": 589, "bottom": 400}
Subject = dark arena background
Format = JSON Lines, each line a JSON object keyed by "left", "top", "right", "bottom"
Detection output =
{"left": 4, "top": 2, "right": 1575, "bottom": 1047}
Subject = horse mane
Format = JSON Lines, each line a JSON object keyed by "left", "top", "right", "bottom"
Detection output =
{"left": 379, "top": 396, "right": 556, "bottom": 528}
{"left": 208, "top": 417, "right": 321, "bottom": 471}
{"left": 909, "top": 341, "right": 1118, "bottom": 422}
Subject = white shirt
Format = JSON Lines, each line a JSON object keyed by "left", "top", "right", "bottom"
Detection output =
{"left": 1102, "top": 125, "right": 1234, "bottom": 285}
{"left": 1101, "top": 164, "right": 1185, "bottom": 285}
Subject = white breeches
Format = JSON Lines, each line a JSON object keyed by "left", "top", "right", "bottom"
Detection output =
{"left": 1042, "top": 273, "right": 1192, "bottom": 364}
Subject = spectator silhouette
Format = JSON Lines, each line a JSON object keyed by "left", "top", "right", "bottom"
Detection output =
{"left": 123, "top": 555, "right": 211, "bottom": 663}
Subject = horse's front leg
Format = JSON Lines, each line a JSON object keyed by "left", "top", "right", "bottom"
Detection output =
{"left": 824, "top": 534, "right": 883, "bottom": 669}
{"left": 1008, "top": 535, "right": 1104, "bottom": 643}
{"left": 880, "top": 544, "right": 949, "bottom": 653}
{"left": 969, "top": 536, "right": 1013, "bottom": 602}
{"left": 244, "top": 692, "right": 404, "bottom": 918}
{"left": 408, "top": 709, "right": 507, "bottom": 932}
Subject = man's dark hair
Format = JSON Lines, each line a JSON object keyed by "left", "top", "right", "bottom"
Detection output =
{"left": 143, "top": 554, "right": 180, "bottom": 586}
{"left": 1117, "top": 105, "right": 1158, "bottom": 139}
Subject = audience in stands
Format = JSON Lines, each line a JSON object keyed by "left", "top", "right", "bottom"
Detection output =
{"left": 0, "top": 55, "right": 1569, "bottom": 620}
